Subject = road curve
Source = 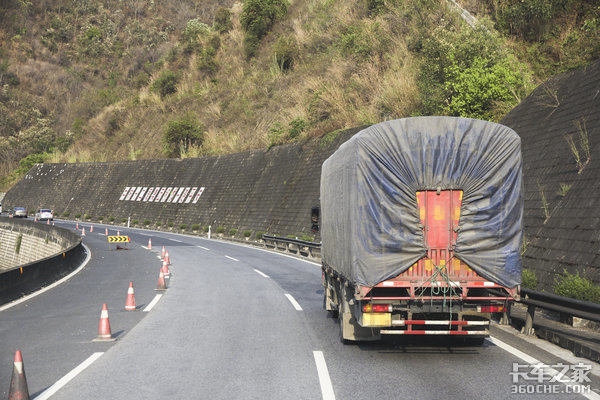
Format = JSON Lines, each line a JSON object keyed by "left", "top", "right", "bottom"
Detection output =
{"left": 2, "top": 221, "right": 599, "bottom": 399}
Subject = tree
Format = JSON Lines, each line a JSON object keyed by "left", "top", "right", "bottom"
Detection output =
{"left": 163, "top": 114, "right": 205, "bottom": 158}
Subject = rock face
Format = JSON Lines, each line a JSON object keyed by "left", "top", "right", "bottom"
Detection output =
{"left": 501, "top": 59, "right": 600, "bottom": 291}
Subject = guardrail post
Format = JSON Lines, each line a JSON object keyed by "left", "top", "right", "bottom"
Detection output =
{"left": 523, "top": 304, "right": 536, "bottom": 336}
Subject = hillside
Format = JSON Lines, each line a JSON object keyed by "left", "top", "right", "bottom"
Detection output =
{"left": 0, "top": 0, "right": 598, "bottom": 189}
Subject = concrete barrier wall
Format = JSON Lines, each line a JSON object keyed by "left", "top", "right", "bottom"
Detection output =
{"left": 0, "top": 219, "right": 84, "bottom": 304}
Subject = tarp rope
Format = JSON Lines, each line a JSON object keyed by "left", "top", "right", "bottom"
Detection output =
{"left": 417, "top": 260, "right": 461, "bottom": 320}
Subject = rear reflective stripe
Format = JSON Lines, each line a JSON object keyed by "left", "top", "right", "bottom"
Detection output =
{"left": 391, "top": 320, "right": 489, "bottom": 326}
{"left": 381, "top": 330, "right": 489, "bottom": 335}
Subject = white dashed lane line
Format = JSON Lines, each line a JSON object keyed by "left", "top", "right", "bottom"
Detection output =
{"left": 143, "top": 294, "right": 163, "bottom": 312}
{"left": 33, "top": 352, "right": 104, "bottom": 400}
{"left": 253, "top": 269, "right": 270, "bottom": 278}
{"left": 313, "top": 351, "right": 336, "bottom": 400}
{"left": 225, "top": 255, "right": 239, "bottom": 262}
{"left": 196, "top": 246, "right": 210, "bottom": 250}
{"left": 284, "top": 294, "right": 303, "bottom": 311}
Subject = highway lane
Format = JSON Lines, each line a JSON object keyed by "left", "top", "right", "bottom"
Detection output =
{"left": 2, "top": 221, "right": 599, "bottom": 399}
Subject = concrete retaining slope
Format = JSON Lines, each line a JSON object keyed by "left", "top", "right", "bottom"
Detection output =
{"left": 501, "top": 59, "right": 600, "bottom": 291}
{"left": 3, "top": 127, "right": 363, "bottom": 240}
{"left": 0, "top": 219, "right": 84, "bottom": 304}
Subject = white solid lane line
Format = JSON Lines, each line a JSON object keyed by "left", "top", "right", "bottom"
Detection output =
{"left": 170, "top": 239, "right": 183, "bottom": 243}
{"left": 143, "top": 294, "right": 163, "bottom": 312}
{"left": 285, "top": 294, "right": 303, "bottom": 311}
{"left": 488, "top": 337, "right": 600, "bottom": 400}
{"left": 33, "top": 352, "right": 104, "bottom": 400}
{"left": 196, "top": 246, "right": 210, "bottom": 250}
{"left": 313, "top": 351, "right": 336, "bottom": 400}
{"left": 225, "top": 255, "right": 239, "bottom": 262}
{"left": 253, "top": 269, "right": 270, "bottom": 278}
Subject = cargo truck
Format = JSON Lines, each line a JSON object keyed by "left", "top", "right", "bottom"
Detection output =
{"left": 321, "top": 117, "right": 522, "bottom": 343}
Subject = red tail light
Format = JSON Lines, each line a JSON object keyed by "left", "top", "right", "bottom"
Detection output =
{"left": 478, "top": 305, "right": 504, "bottom": 313}
{"left": 362, "top": 303, "right": 392, "bottom": 313}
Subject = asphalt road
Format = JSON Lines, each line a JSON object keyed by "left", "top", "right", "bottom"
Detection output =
{"left": 1, "top": 221, "right": 599, "bottom": 399}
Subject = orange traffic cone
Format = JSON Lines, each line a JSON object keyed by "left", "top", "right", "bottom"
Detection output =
{"left": 165, "top": 250, "right": 170, "bottom": 265}
{"left": 76, "top": 222, "right": 79, "bottom": 230}
{"left": 94, "top": 304, "right": 115, "bottom": 341}
{"left": 8, "top": 350, "right": 29, "bottom": 400}
{"left": 90, "top": 225, "right": 94, "bottom": 233}
{"left": 161, "top": 246, "right": 166, "bottom": 259}
{"left": 161, "top": 260, "right": 170, "bottom": 278}
{"left": 125, "top": 282, "right": 136, "bottom": 311}
{"left": 148, "top": 238, "right": 152, "bottom": 250}
{"left": 34, "top": 217, "right": 37, "bottom": 222}
{"left": 117, "top": 231, "right": 120, "bottom": 236}
{"left": 156, "top": 271, "right": 167, "bottom": 291}
{"left": 105, "top": 227, "right": 108, "bottom": 235}
{"left": 81, "top": 227, "right": 86, "bottom": 236}
{"left": 47, "top": 219, "right": 50, "bottom": 225}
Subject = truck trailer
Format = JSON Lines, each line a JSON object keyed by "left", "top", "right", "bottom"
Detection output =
{"left": 320, "top": 117, "right": 522, "bottom": 343}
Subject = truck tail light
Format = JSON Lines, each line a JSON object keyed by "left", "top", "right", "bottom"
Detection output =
{"left": 362, "top": 303, "right": 392, "bottom": 313}
{"left": 478, "top": 305, "right": 504, "bottom": 313}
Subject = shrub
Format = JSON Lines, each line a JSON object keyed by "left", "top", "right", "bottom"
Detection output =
{"left": 168, "top": 222, "right": 174, "bottom": 228}
{"left": 240, "top": 0, "right": 288, "bottom": 58}
{"left": 191, "top": 224, "right": 200, "bottom": 231}
{"left": 203, "top": 226, "right": 210, "bottom": 232}
{"left": 108, "top": 216, "right": 115, "bottom": 222}
{"left": 300, "top": 234, "right": 314, "bottom": 242}
{"left": 554, "top": 271, "right": 600, "bottom": 303}
{"left": 197, "top": 46, "right": 218, "bottom": 75}
{"left": 273, "top": 35, "right": 298, "bottom": 71}
{"left": 243, "top": 230, "right": 252, "bottom": 237}
{"left": 521, "top": 269, "right": 537, "bottom": 290}
{"left": 75, "top": 213, "right": 82, "bottom": 218}
{"left": 132, "top": 219, "right": 139, "bottom": 225}
{"left": 121, "top": 217, "right": 128, "bottom": 223}
{"left": 216, "top": 226, "right": 225, "bottom": 234}
{"left": 62, "top": 212, "right": 70, "bottom": 217}
{"left": 163, "top": 114, "right": 205, "bottom": 158}
{"left": 98, "top": 216, "right": 104, "bottom": 221}
{"left": 180, "top": 223, "right": 188, "bottom": 230}
{"left": 255, "top": 230, "right": 266, "bottom": 240}
{"left": 144, "top": 219, "right": 151, "bottom": 226}
{"left": 213, "top": 8, "right": 233, "bottom": 34}
{"left": 182, "top": 18, "right": 211, "bottom": 54}
{"left": 151, "top": 70, "right": 179, "bottom": 98}
{"left": 156, "top": 221, "right": 162, "bottom": 227}
{"left": 229, "top": 228, "right": 238, "bottom": 236}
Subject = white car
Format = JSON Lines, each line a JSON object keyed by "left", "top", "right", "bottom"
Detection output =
{"left": 35, "top": 209, "right": 54, "bottom": 221}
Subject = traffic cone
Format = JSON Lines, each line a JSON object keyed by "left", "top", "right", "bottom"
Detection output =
{"left": 161, "top": 246, "right": 166, "bottom": 259}
{"left": 148, "top": 238, "right": 152, "bottom": 250}
{"left": 81, "top": 227, "right": 86, "bottom": 236}
{"left": 156, "top": 271, "right": 167, "bottom": 291}
{"left": 161, "top": 259, "right": 170, "bottom": 278}
{"left": 94, "top": 304, "right": 115, "bottom": 341}
{"left": 90, "top": 225, "right": 94, "bottom": 233}
{"left": 165, "top": 250, "right": 170, "bottom": 265}
{"left": 47, "top": 219, "right": 50, "bottom": 225}
{"left": 117, "top": 231, "right": 120, "bottom": 236}
{"left": 76, "top": 222, "right": 79, "bottom": 230}
{"left": 34, "top": 217, "right": 37, "bottom": 222}
{"left": 125, "top": 282, "right": 136, "bottom": 311}
{"left": 8, "top": 350, "right": 29, "bottom": 400}
{"left": 105, "top": 227, "right": 108, "bottom": 235}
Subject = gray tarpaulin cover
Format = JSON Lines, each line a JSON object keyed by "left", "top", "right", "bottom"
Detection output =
{"left": 320, "top": 117, "right": 523, "bottom": 288}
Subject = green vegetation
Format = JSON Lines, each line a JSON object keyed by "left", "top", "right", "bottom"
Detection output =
{"left": 191, "top": 223, "right": 200, "bottom": 231}
{"left": 243, "top": 230, "right": 252, "bottom": 238}
{"left": 98, "top": 216, "right": 104, "bottom": 221}
{"left": 255, "top": 230, "right": 266, "bottom": 240}
{"left": 554, "top": 270, "right": 600, "bottom": 303}
{"left": 163, "top": 114, "right": 205, "bottom": 158}
{"left": 62, "top": 212, "right": 70, "bottom": 218}
{"left": 229, "top": 228, "right": 238, "bottom": 236}
{"left": 143, "top": 219, "right": 151, "bottom": 226}
{"left": 180, "top": 223, "right": 187, "bottom": 230}
{"left": 108, "top": 216, "right": 115, "bottom": 222}
{"left": 216, "top": 226, "right": 225, "bottom": 234}
{"left": 15, "top": 233, "right": 22, "bottom": 254}
{"left": 151, "top": 70, "right": 179, "bottom": 98}
{"left": 240, "top": 0, "right": 288, "bottom": 58}
{"left": 521, "top": 269, "right": 537, "bottom": 290}
{"left": 75, "top": 213, "right": 82, "bottom": 219}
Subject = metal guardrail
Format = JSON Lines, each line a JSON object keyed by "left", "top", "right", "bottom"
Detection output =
{"left": 261, "top": 234, "right": 321, "bottom": 259}
{"left": 519, "top": 287, "right": 600, "bottom": 335}
{"left": 261, "top": 235, "right": 600, "bottom": 334}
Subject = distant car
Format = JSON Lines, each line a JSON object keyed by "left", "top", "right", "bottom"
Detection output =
{"left": 9, "top": 207, "right": 28, "bottom": 218}
{"left": 35, "top": 209, "right": 54, "bottom": 221}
